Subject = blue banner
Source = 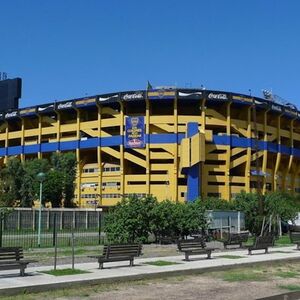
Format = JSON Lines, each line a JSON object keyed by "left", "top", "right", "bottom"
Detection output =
{"left": 125, "top": 116, "right": 145, "bottom": 148}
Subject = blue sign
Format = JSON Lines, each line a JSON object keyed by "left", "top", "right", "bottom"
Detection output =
{"left": 125, "top": 116, "right": 145, "bottom": 148}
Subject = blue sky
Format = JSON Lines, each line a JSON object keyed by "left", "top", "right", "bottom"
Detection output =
{"left": 1, "top": 0, "right": 300, "bottom": 108}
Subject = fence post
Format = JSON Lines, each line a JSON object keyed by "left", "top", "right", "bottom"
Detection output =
{"left": 71, "top": 226, "right": 75, "bottom": 270}
{"left": 53, "top": 213, "right": 58, "bottom": 271}
{"left": 0, "top": 211, "right": 3, "bottom": 247}
{"left": 98, "top": 212, "right": 101, "bottom": 245}
{"left": 17, "top": 210, "right": 21, "bottom": 231}
{"left": 32, "top": 209, "right": 35, "bottom": 231}
{"left": 237, "top": 211, "right": 241, "bottom": 233}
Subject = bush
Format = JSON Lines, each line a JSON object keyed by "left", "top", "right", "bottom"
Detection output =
{"left": 105, "top": 195, "right": 157, "bottom": 243}
{"left": 105, "top": 196, "right": 208, "bottom": 244}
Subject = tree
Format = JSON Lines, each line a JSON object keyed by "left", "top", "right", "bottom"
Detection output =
{"left": 21, "top": 158, "right": 50, "bottom": 207}
{"left": 175, "top": 202, "right": 208, "bottom": 238}
{"left": 51, "top": 152, "right": 77, "bottom": 207}
{"left": 149, "top": 200, "right": 178, "bottom": 240}
{"left": 105, "top": 194, "right": 157, "bottom": 243}
{"left": 264, "top": 192, "right": 299, "bottom": 222}
{"left": 42, "top": 170, "right": 64, "bottom": 207}
{"left": 196, "top": 197, "right": 233, "bottom": 211}
{"left": 0, "top": 158, "right": 24, "bottom": 206}
{"left": 232, "top": 191, "right": 262, "bottom": 235}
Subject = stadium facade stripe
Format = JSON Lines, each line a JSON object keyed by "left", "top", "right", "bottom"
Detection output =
{"left": 1, "top": 134, "right": 299, "bottom": 157}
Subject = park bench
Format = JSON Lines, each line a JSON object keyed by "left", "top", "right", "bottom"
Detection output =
{"left": 223, "top": 231, "right": 249, "bottom": 249}
{"left": 0, "top": 247, "right": 35, "bottom": 276}
{"left": 177, "top": 237, "right": 215, "bottom": 261}
{"left": 89, "top": 244, "right": 143, "bottom": 269}
{"left": 246, "top": 235, "right": 275, "bottom": 255}
{"left": 289, "top": 225, "right": 300, "bottom": 232}
{"left": 290, "top": 232, "right": 300, "bottom": 250}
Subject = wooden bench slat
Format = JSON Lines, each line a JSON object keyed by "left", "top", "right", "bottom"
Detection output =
{"left": 177, "top": 238, "right": 215, "bottom": 261}
{"left": 0, "top": 247, "right": 34, "bottom": 276}
{"left": 89, "top": 244, "right": 143, "bottom": 269}
{"left": 246, "top": 235, "right": 275, "bottom": 255}
{"left": 290, "top": 232, "right": 300, "bottom": 250}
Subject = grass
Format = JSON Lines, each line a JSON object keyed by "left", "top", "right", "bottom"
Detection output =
{"left": 217, "top": 255, "right": 244, "bottom": 259}
{"left": 144, "top": 260, "right": 181, "bottom": 266}
{"left": 275, "top": 271, "right": 299, "bottom": 278}
{"left": 278, "top": 284, "right": 300, "bottom": 291}
{"left": 1, "top": 261, "right": 300, "bottom": 299}
{"left": 41, "top": 268, "right": 90, "bottom": 276}
{"left": 222, "top": 271, "right": 268, "bottom": 282}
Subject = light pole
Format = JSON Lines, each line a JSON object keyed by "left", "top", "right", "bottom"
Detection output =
{"left": 37, "top": 172, "right": 46, "bottom": 247}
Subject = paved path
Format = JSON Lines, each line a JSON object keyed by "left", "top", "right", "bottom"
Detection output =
{"left": 1, "top": 246, "right": 300, "bottom": 296}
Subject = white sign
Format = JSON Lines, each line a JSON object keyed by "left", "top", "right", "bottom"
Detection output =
{"left": 208, "top": 93, "right": 228, "bottom": 100}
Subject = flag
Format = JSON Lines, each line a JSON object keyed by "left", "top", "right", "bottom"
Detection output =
{"left": 147, "top": 81, "right": 153, "bottom": 90}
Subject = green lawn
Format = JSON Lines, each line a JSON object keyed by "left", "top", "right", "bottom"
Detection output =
{"left": 41, "top": 268, "right": 90, "bottom": 276}
{"left": 144, "top": 260, "right": 181, "bottom": 266}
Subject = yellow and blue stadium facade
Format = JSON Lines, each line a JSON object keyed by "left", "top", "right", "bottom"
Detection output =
{"left": 0, "top": 88, "right": 299, "bottom": 207}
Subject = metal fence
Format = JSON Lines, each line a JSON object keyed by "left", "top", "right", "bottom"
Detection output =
{"left": 207, "top": 210, "right": 245, "bottom": 239}
{"left": 0, "top": 208, "right": 106, "bottom": 249}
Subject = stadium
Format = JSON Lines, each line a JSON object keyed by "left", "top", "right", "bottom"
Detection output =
{"left": 0, "top": 79, "right": 300, "bottom": 207}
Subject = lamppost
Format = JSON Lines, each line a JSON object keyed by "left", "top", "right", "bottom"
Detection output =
{"left": 37, "top": 172, "right": 46, "bottom": 247}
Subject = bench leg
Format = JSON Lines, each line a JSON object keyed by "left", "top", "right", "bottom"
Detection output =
{"left": 265, "top": 248, "right": 269, "bottom": 254}
{"left": 20, "top": 266, "right": 25, "bottom": 277}
{"left": 99, "top": 262, "right": 104, "bottom": 269}
{"left": 248, "top": 249, "right": 252, "bottom": 255}
{"left": 207, "top": 251, "right": 212, "bottom": 259}
{"left": 130, "top": 259, "right": 134, "bottom": 267}
{"left": 185, "top": 253, "right": 190, "bottom": 261}
{"left": 297, "top": 244, "right": 300, "bottom": 250}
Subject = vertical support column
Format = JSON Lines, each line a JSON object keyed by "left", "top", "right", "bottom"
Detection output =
{"left": 146, "top": 94, "right": 150, "bottom": 195}
{"left": 173, "top": 94, "right": 178, "bottom": 201}
{"left": 4, "top": 121, "right": 8, "bottom": 164}
{"left": 201, "top": 98, "right": 207, "bottom": 199}
{"left": 38, "top": 115, "right": 42, "bottom": 159}
{"left": 291, "top": 162, "right": 300, "bottom": 195}
{"left": 225, "top": 102, "right": 231, "bottom": 200}
{"left": 187, "top": 122, "right": 200, "bottom": 202}
{"left": 283, "top": 119, "right": 295, "bottom": 192}
{"left": 273, "top": 115, "right": 282, "bottom": 192}
{"left": 75, "top": 109, "right": 81, "bottom": 207}
{"left": 56, "top": 111, "right": 61, "bottom": 153}
{"left": 97, "top": 104, "right": 102, "bottom": 205}
{"left": 245, "top": 107, "right": 252, "bottom": 192}
{"left": 262, "top": 110, "right": 269, "bottom": 194}
{"left": 20, "top": 118, "right": 25, "bottom": 162}
{"left": 119, "top": 100, "right": 125, "bottom": 198}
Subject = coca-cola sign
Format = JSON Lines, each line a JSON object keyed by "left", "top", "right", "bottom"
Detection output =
{"left": 208, "top": 93, "right": 228, "bottom": 100}
{"left": 5, "top": 111, "right": 18, "bottom": 118}
{"left": 57, "top": 102, "right": 73, "bottom": 110}
{"left": 122, "top": 92, "right": 144, "bottom": 101}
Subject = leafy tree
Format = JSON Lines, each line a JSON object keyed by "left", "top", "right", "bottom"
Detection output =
{"left": 264, "top": 192, "right": 299, "bottom": 222}
{"left": 196, "top": 197, "right": 233, "bottom": 211}
{"left": 174, "top": 202, "right": 208, "bottom": 238}
{"left": 232, "top": 191, "right": 263, "bottom": 235}
{"left": 21, "top": 158, "right": 50, "bottom": 207}
{"left": 51, "top": 152, "right": 77, "bottom": 207}
{"left": 149, "top": 200, "right": 178, "bottom": 240}
{"left": 42, "top": 170, "right": 64, "bottom": 207}
{"left": 105, "top": 194, "right": 157, "bottom": 243}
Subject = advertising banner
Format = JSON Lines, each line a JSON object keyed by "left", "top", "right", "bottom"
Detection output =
{"left": 125, "top": 116, "right": 145, "bottom": 148}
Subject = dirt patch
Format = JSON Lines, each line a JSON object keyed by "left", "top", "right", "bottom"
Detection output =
{"left": 59, "top": 275, "right": 299, "bottom": 300}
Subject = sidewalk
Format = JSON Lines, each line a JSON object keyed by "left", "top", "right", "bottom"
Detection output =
{"left": 1, "top": 246, "right": 300, "bottom": 296}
